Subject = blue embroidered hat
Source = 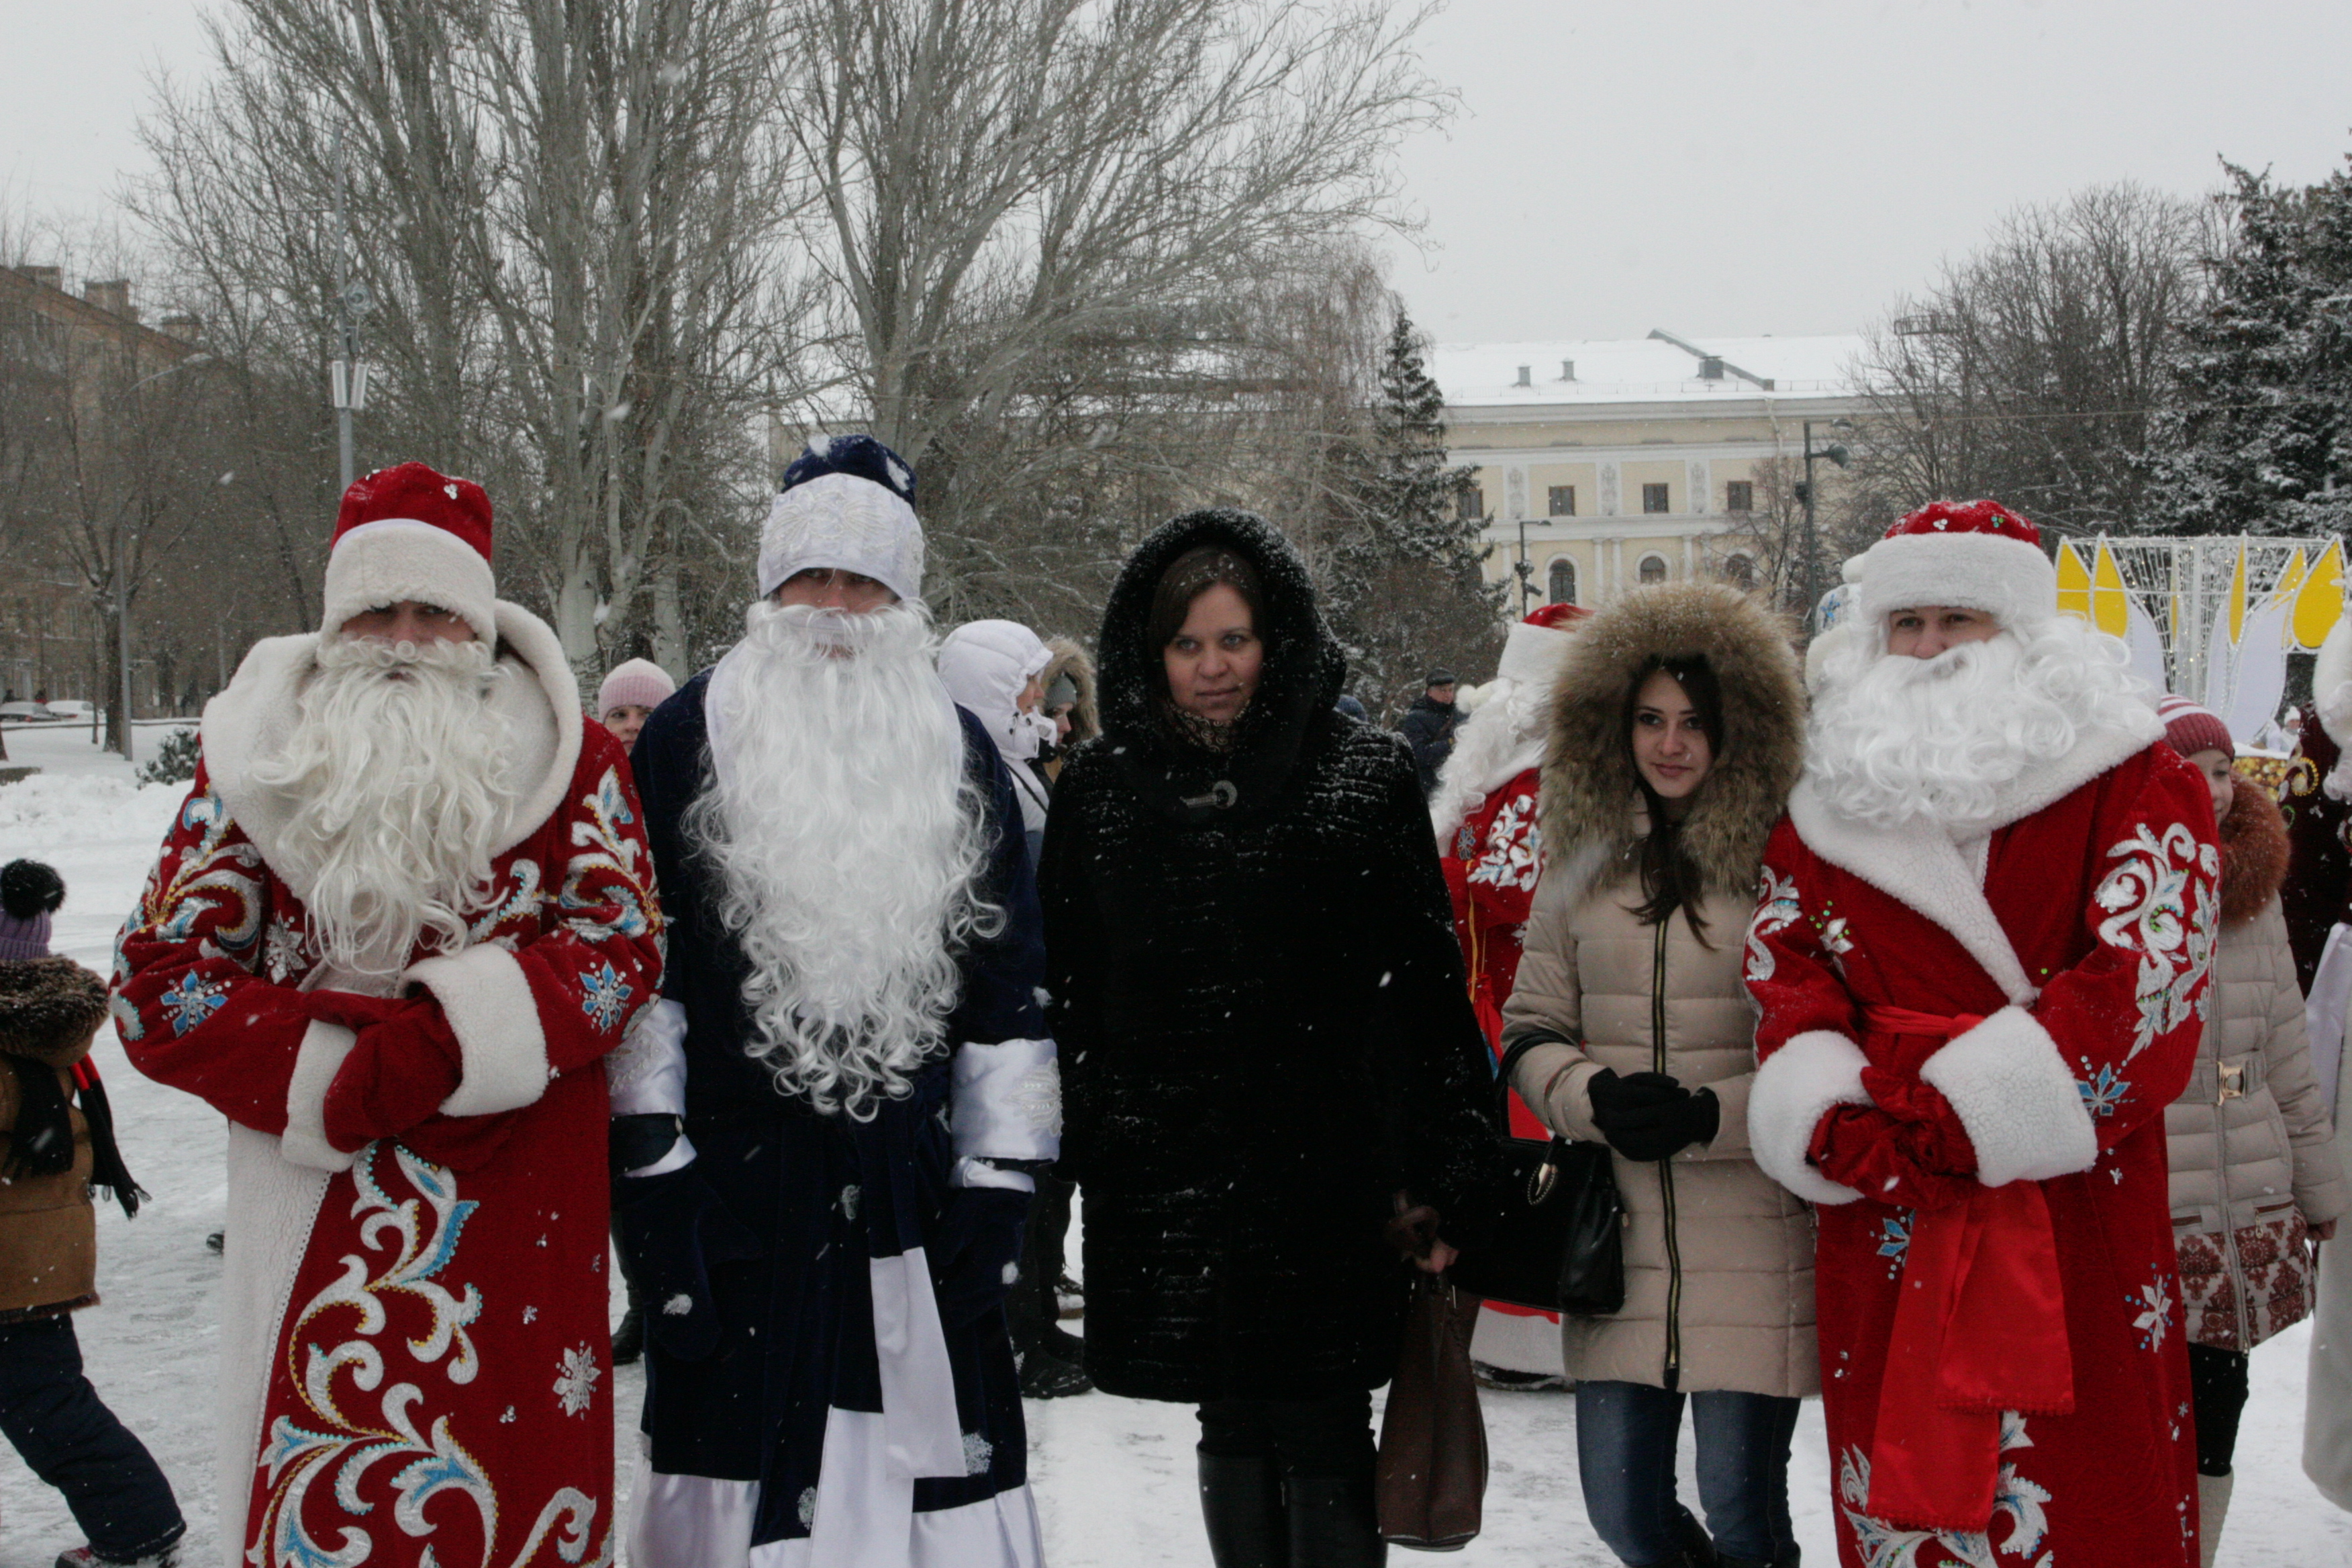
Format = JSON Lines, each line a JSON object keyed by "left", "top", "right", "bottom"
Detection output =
{"left": 758, "top": 434, "right": 925, "bottom": 603}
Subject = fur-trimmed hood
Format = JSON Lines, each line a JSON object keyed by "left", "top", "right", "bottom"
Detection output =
{"left": 1540, "top": 583, "right": 1806, "bottom": 895}
{"left": 1041, "top": 636, "right": 1100, "bottom": 746}
{"left": 0, "top": 958, "right": 105, "bottom": 1067}
{"left": 2219, "top": 773, "right": 2289, "bottom": 927}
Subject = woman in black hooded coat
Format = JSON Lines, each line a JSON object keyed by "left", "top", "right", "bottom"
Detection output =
{"left": 1038, "top": 510, "right": 1503, "bottom": 1567}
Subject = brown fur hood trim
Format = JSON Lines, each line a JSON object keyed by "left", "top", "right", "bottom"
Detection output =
{"left": 1042, "top": 636, "right": 1101, "bottom": 746}
{"left": 0, "top": 957, "right": 106, "bottom": 1067}
{"left": 1540, "top": 583, "right": 1807, "bottom": 893}
{"left": 2219, "top": 776, "right": 2288, "bottom": 927}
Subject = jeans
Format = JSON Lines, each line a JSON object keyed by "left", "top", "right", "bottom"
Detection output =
{"left": 0, "top": 1316, "right": 185, "bottom": 1561}
{"left": 1574, "top": 1379, "right": 1800, "bottom": 1567}
{"left": 1197, "top": 1391, "right": 1376, "bottom": 1480}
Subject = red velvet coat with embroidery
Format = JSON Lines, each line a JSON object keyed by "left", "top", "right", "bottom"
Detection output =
{"left": 1744, "top": 743, "right": 2214, "bottom": 1568}
{"left": 115, "top": 691, "right": 659, "bottom": 1567}
{"left": 1441, "top": 767, "right": 1546, "bottom": 1138}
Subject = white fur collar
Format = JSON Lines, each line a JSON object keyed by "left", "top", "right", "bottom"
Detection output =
{"left": 1787, "top": 716, "right": 2161, "bottom": 1008}
{"left": 199, "top": 602, "right": 582, "bottom": 893}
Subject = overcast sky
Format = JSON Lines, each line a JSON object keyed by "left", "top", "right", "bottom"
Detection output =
{"left": 5, "top": 0, "right": 2350, "bottom": 346}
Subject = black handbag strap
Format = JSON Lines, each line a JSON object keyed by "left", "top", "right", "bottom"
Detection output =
{"left": 1494, "top": 1028, "right": 1579, "bottom": 1134}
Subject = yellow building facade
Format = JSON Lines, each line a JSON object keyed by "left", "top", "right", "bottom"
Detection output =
{"left": 1433, "top": 332, "right": 1864, "bottom": 612}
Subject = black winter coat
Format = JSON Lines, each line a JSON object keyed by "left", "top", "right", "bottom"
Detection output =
{"left": 1038, "top": 509, "right": 1503, "bottom": 1404}
{"left": 1398, "top": 693, "right": 1460, "bottom": 797}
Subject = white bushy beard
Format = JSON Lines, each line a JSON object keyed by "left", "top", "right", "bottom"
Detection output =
{"left": 1430, "top": 677, "right": 1550, "bottom": 842}
{"left": 1806, "top": 617, "right": 2153, "bottom": 834}
{"left": 250, "top": 636, "right": 517, "bottom": 978}
{"left": 689, "top": 599, "right": 997, "bottom": 1119}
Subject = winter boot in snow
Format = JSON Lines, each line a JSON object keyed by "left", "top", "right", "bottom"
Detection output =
{"left": 611, "top": 1305, "right": 646, "bottom": 1367}
{"left": 1017, "top": 1343, "right": 1091, "bottom": 1398}
{"left": 1283, "top": 1472, "right": 1384, "bottom": 1567}
{"left": 2197, "top": 1471, "right": 2233, "bottom": 1568}
{"left": 56, "top": 1546, "right": 181, "bottom": 1568}
{"left": 1197, "top": 1450, "right": 1288, "bottom": 1568}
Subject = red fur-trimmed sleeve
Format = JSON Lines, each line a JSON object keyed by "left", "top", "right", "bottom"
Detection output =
{"left": 113, "top": 758, "right": 315, "bottom": 1134}
{"left": 405, "top": 726, "right": 663, "bottom": 1119}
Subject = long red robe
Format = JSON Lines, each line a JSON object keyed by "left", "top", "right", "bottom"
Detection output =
{"left": 114, "top": 616, "right": 663, "bottom": 1568}
{"left": 1745, "top": 740, "right": 2214, "bottom": 1568}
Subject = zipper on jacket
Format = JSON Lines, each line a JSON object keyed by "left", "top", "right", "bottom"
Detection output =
{"left": 1654, "top": 914, "right": 1683, "bottom": 1392}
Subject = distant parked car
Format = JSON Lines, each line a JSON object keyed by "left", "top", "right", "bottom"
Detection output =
{"left": 42, "top": 701, "right": 93, "bottom": 720}
{"left": 0, "top": 702, "right": 61, "bottom": 722}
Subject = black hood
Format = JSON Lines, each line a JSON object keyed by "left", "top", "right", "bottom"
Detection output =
{"left": 1093, "top": 508, "right": 1347, "bottom": 825}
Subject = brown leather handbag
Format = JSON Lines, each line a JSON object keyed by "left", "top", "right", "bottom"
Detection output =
{"left": 1375, "top": 1274, "right": 1488, "bottom": 1551}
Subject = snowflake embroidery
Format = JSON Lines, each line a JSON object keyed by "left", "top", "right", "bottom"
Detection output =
{"left": 1014, "top": 1062, "right": 1063, "bottom": 1134}
{"left": 580, "top": 963, "right": 632, "bottom": 1032}
{"left": 838, "top": 1185, "right": 861, "bottom": 1222}
{"left": 1821, "top": 916, "right": 1855, "bottom": 957}
{"left": 2131, "top": 1271, "right": 2176, "bottom": 1351}
{"left": 1877, "top": 1212, "right": 1913, "bottom": 1278}
{"left": 553, "top": 1343, "right": 601, "bottom": 1416}
{"left": 963, "top": 1432, "right": 994, "bottom": 1476}
{"left": 161, "top": 970, "right": 228, "bottom": 1036}
{"left": 1744, "top": 867, "right": 1803, "bottom": 985}
{"left": 2078, "top": 1063, "right": 2130, "bottom": 1118}
{"left": 797, "top": 1486, "right": 819, "bottom": 1528}
{"left": 1464, "top": 793, "right": 1542, "bottom": 893}
{"left": 1838, "top": 1411, "right": 2049, "bottom": 1567}
{"left": 2092, "top": 822, "right": 2218, "bottom": 1060}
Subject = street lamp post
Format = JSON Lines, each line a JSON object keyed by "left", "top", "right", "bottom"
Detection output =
{"left": 1796, "top": 419, "right": 1854, "bottom": 624}
{"left": 1513, "top": 513, "right": 1553, "bottom": 613}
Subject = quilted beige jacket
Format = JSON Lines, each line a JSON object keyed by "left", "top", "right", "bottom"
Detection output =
{"left": 2165, "top": 893, "right": 2348, "bottom": 1349}
{"left": 1502, "top": 863, "right": 1818, "bottom": 1396}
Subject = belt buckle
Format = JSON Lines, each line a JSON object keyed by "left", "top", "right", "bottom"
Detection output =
{"left": 2217, "top": 1062, "right": 2245, "bottom": 1103}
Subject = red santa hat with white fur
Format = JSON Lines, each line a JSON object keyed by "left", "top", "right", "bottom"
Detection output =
{"left": 319, "top": 462, "right": 498, "bottom": 644}
{"left": 1853, "top": 499, "right": 2055, "bottom": 634}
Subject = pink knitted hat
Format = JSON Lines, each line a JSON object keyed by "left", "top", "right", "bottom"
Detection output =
{"left": 596, "top": 658, "right": 677, "bottom": 718}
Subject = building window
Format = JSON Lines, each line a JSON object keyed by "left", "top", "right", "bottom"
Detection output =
{"left": 1548, "top": 556, "right": 1577, "bottom": 605}
{"left": 1638, "top": 554, "right": 1669, "bottom": 584}
{"left": 1722, "top": 553, "right": 1757, "bottom": 589}
{"left": 1724, "top": 480, "right": 1753, "bottom": 513}
{"left": 1457, "top": 485, "right": 1485, "bottom": 522}
{"left": 1642, "top": 483, "right": 1670, "bottom": 515}
{"left": 1547, "top": 485, "right": 1577, "bottom": 518}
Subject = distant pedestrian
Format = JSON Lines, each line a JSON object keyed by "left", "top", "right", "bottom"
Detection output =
{"left": 2154, "top": 697, "right": 2345, "bottom": 1567}
{"left": 1038, "top": 637, "right": 1100, "bottom": 783}
{"left": 0, "top": 860, "right": 183, "bottom": 1568}
{"left": 1399, "top": 669, "right": 1461, "bottom": 796}
{"left": 597, "top": 657, "right": 676, "bottom": 754}
{"left": 938, "top": 619, "right": 1057, "bottom": 867}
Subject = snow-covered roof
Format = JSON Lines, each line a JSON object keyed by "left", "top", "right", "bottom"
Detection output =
{"left": 1433, "top": 332, "right": 1865, "bottom": 409}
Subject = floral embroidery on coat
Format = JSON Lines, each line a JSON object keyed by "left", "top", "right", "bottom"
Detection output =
{"left": 1839, "top": 1412, "right": 2050, "bottom": 1568}
{"left": 2094, "top": 822, "right": 2220, "bottom": 1060}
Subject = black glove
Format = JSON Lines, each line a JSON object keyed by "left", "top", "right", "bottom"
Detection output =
{"left": 928, "top": 1185, "right": 1032, "bottom": 1328}
{"left": 611, "top": 1161, "right": 763, "bottom": 1363}
{"left": 1586, "top": 1069, "right": 1720, "bottom": 1163}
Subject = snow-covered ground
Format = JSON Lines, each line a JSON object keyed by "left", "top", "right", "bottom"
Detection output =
{"left": 1, "top": 722, "right": 2347, "bottom": 1565}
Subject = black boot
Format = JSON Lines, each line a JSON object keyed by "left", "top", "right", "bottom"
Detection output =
{"left": 1283, "top": 1473, "right": 1384, "bottom": 1567}
{"left": 611, "top": 1307, "right": 644, "bottom": 1367}
{"left": 1198, "top": 1450, "right": 1288, "bottom": 1568}
{"left": 1669, "top": 1506, "right": 1717, "bottom": 1567}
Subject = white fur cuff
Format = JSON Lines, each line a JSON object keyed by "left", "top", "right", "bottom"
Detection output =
{"left": 950, "top": 1038, "right": 1061, "bottom": 1167}
{"left": 283, "top": 1020, "right": 359, "bottom": 1172}
{"left": 1918, "top": 1006, "right": 2098, "bottom": 1187}
{"left": 1748, "top": 1030, "right": 1871, "bottom": 1205}
{"left": 407, "top": 943, "right": 551, "bottom": 1119}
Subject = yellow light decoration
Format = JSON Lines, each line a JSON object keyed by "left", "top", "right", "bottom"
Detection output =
{"left": 2055, "top": 544, "right": 2092, "bottom": 624}
{"left": 2295, "top": 540, "right": 2346, "bottom": 652}
{"left": 2090, "top": 542, "right": 2131, "bottom": 638}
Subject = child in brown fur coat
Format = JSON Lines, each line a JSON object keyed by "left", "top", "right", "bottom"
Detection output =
{"left": 0, "top": 859, "right": 183, "bottom": 1568}
{"left": 2156, "top": 699, "right": 2350, "bottom": 1568}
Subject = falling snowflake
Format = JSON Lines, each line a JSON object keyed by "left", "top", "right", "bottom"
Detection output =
{"left": 2077, "top": 1063, "right": 2130, "bottom": 1119}
{"left": 162, "top": 970, "right": 229, "bottom": 1036}
{"left": 553, "top": 1342, "right": 601, "bottom": 1416}
{"left": 579, "top": 962, "right": 632, "bottom": 1032}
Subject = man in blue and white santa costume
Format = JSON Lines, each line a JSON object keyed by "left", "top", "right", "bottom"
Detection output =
{"left": 612, "top": 434, "right": 1058, "bottom": 1568}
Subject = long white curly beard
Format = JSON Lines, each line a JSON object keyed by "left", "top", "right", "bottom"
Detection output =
{"left": 689, "top": 599, "right": 995, "bottom": 1118}
{"left": 1806, "top": 618, "right": 2153, "bottom": 834}
{"left": 250, "top": 636, "right": 518, "bottom": 978}
{"left": 1430, "top": 677, "right": 1549, "bottom": 843}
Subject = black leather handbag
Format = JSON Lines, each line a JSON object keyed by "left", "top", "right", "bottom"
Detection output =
{"left": 1444, "top": 1035, "right": 1625, "bottom": 1316}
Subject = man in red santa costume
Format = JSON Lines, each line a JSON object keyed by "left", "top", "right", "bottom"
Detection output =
{"left": 114, "top": 462, "right": 663, "bottom": 1567}
{"left": 1432, "top": 599, "right": 1586, "bottom": 1384}
{"left": 1743, "top": 500, "right": 2216, "bottom": 1567}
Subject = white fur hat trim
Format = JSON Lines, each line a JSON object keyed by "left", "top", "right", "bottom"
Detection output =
{"left": 756, "top": 472, "right": 925, "bottom": 604}
{"left": 321, "top": 518, "right": 499, "bottom": 644}
{"left": 1855, "top": 528, "right": 2056, "bottom": 632}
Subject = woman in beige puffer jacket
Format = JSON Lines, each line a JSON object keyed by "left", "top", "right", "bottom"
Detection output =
{"left": 2155, "top": 700, "right": 2348, "bottom": 1568}
{"left": 1501, "top": 584, "right": 1809, "bottom": 1568}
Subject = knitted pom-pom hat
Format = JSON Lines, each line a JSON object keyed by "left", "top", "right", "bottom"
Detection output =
{"left": 2159, "top": 694, "right": 2233, "bottom": 761}
{"left": 0, "top": 859, "right": 64, "bottom": 963}
{"left": 756, "top": 434, "right": 924, "bottom": 604}
{"left": 320, "top": 462, "right": 497, "bottom": 644}
{"left": 1855, "top": 499, "right": 2055, "bottom": 634}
